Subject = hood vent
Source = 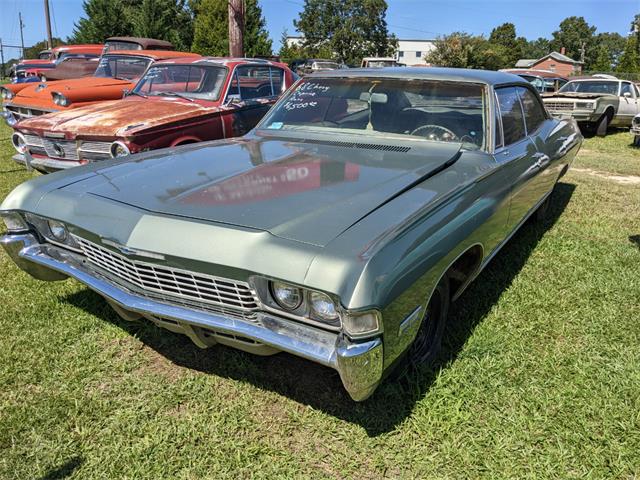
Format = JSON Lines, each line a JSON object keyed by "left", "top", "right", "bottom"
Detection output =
{"left": 301, "top": 138, "right": 411, "bottom": 153}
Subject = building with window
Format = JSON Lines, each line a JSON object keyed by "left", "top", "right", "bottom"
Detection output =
{"left": 515, "top": 49, "right": 583, "bottom": 77}
{"left": 284, "top": 36, "right": 436, "bottom": 66}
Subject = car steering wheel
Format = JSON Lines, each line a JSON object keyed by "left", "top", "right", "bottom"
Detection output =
{"left": 411, "top": 124, "right": 459, "bottom": 142}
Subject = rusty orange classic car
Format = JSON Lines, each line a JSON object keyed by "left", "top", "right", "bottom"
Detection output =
{"left": 10, "top": 58, "right": 296, "bottom": 171}
{"left": 1, "top": 50, "right": 200, "bottom": 125}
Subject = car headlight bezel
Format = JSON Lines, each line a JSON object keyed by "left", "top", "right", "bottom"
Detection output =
{"left": 11, "top": 132, "right": 27, "bottom": 154}
{"left": 23, "top": 213, "right": 81, "bottom": 252}
{"left": 51, "top": 91, "right": 70, "bottom": 107}
{"left": 270, "top": 281, "right": 304, "bottom": 311}
{"left": 0, "top": 87, "right": 15, "bottom": 101}
{"left": 110, "top": 140, "right": 130, "bottom": 158}
{"left": 575, "top": 101, "right": 595, "bottom": 110}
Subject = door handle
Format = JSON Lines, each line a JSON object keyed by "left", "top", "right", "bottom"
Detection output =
{"left": 534, "top": 154, "right": 550, "bottom": 169}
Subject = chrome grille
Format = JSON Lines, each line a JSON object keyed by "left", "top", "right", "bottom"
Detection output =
{"left": 75, "top": 237, "right": 260, "bottom": 314}
{"left": 79, "top": 141, "right": 112, "bottom": 161}
{"left": 7, "top": 106, "right": 49, "bottom": 119}
{"left": 544, "top": 101, "right": 574, "bottom": 112}
{"left": 41, "top": 137, "right": 79, "bottom": 160}
{"left": 23, "top": 134, "right": 46, "bottom": 156}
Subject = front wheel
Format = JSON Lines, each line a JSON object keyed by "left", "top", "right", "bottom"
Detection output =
{"left": 634, "top": 135, "right": 640, "bottom": 147}
{"left": 408, "top": 276, "right": 450, "bottom": 366}
{"left": 595, "top": 112, "right": 610, "bottom": 137}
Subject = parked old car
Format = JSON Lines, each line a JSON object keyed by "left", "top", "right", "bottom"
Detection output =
{"left": 10, "top": 57, "right": 296, "bottom": 172}
{"left": 631, "top": 113, "right": 640, "bottom": 146}
{"left": 360, "top": 57, "right": 401, "bottom": 68}
{"left": 1, "top": 50, "right": 200, "bottom": 125}
{"left": 0, "top": 68, "right": 582, "bottom": 400}
{"left": 10, "top": 44, "right": 104, "bottom": 84}
{"left": 542, "top": 77, "right": 640, "bottom": 136}
{"left": 295, "top": 59, "right": 341, "bottom": 75}
{"left": 103, "top": 37, "right": 175, "bottom": 52}
{"left": 501, "top": 69, "right": 568, "bottom": 93}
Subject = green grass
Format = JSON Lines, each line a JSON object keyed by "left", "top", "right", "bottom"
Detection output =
{"left": 0, "top": 124, "right": 639, "bottom": 479}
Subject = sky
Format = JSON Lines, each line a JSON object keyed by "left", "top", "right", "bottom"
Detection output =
{"left": 0, "top": 0, "right": 638, "bottom": 61}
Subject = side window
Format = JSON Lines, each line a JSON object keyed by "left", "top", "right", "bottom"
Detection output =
{"left": 270, "top": 67, "right": 284, "bottom": 94}
{"left": 635, "top": 84, "right": 640, "bottom": 98}
{"left": 517, "top": 87, "right": 546, "bottom": 134}
{"left": 235, "top": 65, "right": 273, "bottom": 99}
{"left": 494, "top": 93, "right": 504, "bottom": 150}
{"left": 621, "top": 82, "right": 634, "bottom": 97}
{"left": 496, "top": 87, "right": 526, "bottom": 146}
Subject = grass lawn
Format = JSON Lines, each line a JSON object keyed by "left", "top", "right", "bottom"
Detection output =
{"left": 0, "top": 123, "right": 639, "bottom": 479}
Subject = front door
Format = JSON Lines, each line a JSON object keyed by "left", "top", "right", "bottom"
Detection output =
{"left": 617, "top": 82, "right": 640, "bottom": 125}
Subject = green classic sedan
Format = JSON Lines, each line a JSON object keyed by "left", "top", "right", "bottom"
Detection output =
{"left": 0, "top": 68, "right": 582, "bottom": 401}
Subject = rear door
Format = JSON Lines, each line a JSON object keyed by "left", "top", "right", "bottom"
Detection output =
{"left": 617, "top": 82, "right": 640, "bottom": 124}
{"left": 222, "top": 64, "right": 285, "bottom": 137}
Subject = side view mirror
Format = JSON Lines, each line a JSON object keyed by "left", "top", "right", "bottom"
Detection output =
{"left": 225, "top": 94, "right": 242, "bottom": 105}
{"left": 623, "top": 91, "right": 632, "bottom": 98}
{"left": 122, "top": 89, "right": 130, "bottom": 98}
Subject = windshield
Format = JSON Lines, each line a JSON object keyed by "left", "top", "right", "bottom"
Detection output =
{"left": 367, "top": 60, "right": 397, "bottom": 68}
{"left": 259, "top": 77, "right": 485, "bottom": 149}
{"left": 104, "top": 41, "right": 142, "bottom": 52}
{"left": 94, "top": 55, "right": 151, "bottom": 80}
{"left": 559, "top": 81, "right": 619, "bottom": 95}
{"left": 133, "top": 65, "right": 227, "bottom": 100}
{"left": 313, "top": 62, "right": 339, "bottom": 70}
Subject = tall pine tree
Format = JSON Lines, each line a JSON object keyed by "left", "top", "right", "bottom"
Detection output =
{"left": 70, "top": 0, "right": 133, "bottom": 44}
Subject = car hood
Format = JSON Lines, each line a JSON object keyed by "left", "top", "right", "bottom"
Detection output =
{"left": 9, "top": 77, "right": 132, "bottom": 110}
{"left": 60, "top": 134, "right": 462, "bottom": 247}
{"left": 17, "top": 97, "right": 219, "bottom": 137}
{"left": 542, "top": 92, "right": 617, "bottom": 100}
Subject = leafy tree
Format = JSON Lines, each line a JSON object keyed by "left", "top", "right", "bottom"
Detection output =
{"left": 24, "top": 38, "right": 66, "bottom": 59}
{"left": 550, "top": 16, "right": 596, "bottom": 63}
{"left": 632, "top": 14, "right": 640, "bottom": 53}
{"left": 520, "top": 37, "right": 551, "bottom": 59}
{"left": 425, "top": 32, "right": 507, "bottom": 69}
{"left": 294, "top": 0, "right": 396, "bottom": 65}
{"left": 591, "top": 45, "right": 613, "bottom": 71}
{"left": 192, "top": 0, "right": 272, "bottom": 57}
{"left": 488, "top": 22, "right": 521, "bottom": 66}
{"left": 131, "top": 0, "right": 195, "bottom": 51}
{"left": 617, "top": 35, "right": 640, "bottom": 73}
{"left": 587, "top": 32, "right": 625, "bottom": 70}
{"left": 70, "top": 0, "right": 133, "bottom": 44}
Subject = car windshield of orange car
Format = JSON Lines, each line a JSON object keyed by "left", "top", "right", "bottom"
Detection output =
{"left": 94, "top": 55, "right": 152, "bottom": 81}
{"left": 259, "top": 77, "right": 486, "bottom": 149}
{"left": 133, "top": 64, "right": 227, "bottom": 101}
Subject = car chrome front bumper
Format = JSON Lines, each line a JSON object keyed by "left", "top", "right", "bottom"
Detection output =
{"left": 12, "top": 153, "right": 80, "bottom": 173}
{"left": 0, "top": 233, "right": 383, "bottom": 401}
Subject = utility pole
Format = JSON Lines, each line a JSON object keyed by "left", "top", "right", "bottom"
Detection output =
{"left": 0, "top": 39, "right": 5, "bottom": 79}
{"left": 18, "top": 12, "right": 25, "bottom": 59}
{"left": 580, "top": 41, "right": 586, "bottom": 64}
{"left": 228, "top": 0, "right": 244, "bottom": 57}
{"left": 44, "top": 0, "right": 53, "bottom": 50}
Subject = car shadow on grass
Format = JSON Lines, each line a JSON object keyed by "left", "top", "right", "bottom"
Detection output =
{"left": 62, "top": 182, "right": 575, "bottom": 436}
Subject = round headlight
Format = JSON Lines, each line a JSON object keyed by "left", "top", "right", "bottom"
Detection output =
{"left": 1, "top": 87, "right": 14, "bottom": 100}
{"left": 270, "top": 281, "right": 303, "bottom": 311}
{"left": 52, "top": 92, "right": 69, "bottom": 106}
{"left": 310, "top": 291, "right": 339, "bottom": 322}
{"left": 47, "top": 220, "right": 68, "bottom": 241}
{"left": 110, "top": 141, "right": 130, "bottom": 158}
{"left": 11, "top": 132, "right": 27, "bottom": 154}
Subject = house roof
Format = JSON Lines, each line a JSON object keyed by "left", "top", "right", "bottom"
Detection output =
{"left": 515, "top": 51, "right": 584, "bottom": 68}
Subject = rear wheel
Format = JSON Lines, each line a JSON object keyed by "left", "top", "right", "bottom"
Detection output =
{"left": 408, "top": 276, "right": 450, "bottom": 366}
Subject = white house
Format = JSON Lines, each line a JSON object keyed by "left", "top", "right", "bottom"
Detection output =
{"left": 285, "top": 36, "right": 436, "bottom": 66}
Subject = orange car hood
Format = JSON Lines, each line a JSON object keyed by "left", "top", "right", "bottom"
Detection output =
{"left": 18, "top": 97, "right": 223, "bottom": 137}
{"left": 9, "top": 77, "right": 133, "bottom": 111}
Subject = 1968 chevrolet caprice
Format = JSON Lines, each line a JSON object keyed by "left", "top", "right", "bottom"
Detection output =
{"left": 0, "top": 68, "right": 582, "bottom": 400}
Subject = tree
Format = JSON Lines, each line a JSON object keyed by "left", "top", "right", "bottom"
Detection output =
{"left": 520, "top": 37, "right": 551, "bottom": 59}
{"left": 24, "top": 38, "right": 65, "bottom": 59}
{"left": 192, "top": 0, "right": 272, "bottom": 57}
{"left": 294, "top": 0, "right": 396, "bottom": 65}
{"left": 587, "top": 32, "right": 625, "bottom": 70}
{"left": 70, "top": 0, "right": 133, "bottom": 44}
{"left": 131, "top": 0, "right": 194, "bottom": 51}
{"left": 550, "top": 16, "right": 596, "bottom": 63}
{"left": 617, "top": 35, "right": 640, "bottom": 73}
{"left": 488, "top": 22, "right": 521, "bottom": 66}
{"left": 591, "top": 45, "right": 613, "bottom": 71}
{"left": 425, "top": 32, "right": 507, "bottom": 69}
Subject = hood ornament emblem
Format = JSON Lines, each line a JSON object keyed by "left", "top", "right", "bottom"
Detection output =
{"left": 102, "top": 239, "right": 165, "bottom": 260}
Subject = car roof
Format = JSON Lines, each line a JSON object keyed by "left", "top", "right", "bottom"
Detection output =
{"left": 102, "top": 50, "right": 200, "bottom": 61}
{"left": 53, "top": 44, "right": 103, "bottom": 53}
{"left": 310, "top": 67, "right": 528, "bottom": 86}
{"left": 105, "top": 37, "right": 174, "bottom": 49}
{"left": 152, "top": 56, "right": 283, "bottom": 67}
{"left": 566, "top": 77, "right": 620, "bottom": 82}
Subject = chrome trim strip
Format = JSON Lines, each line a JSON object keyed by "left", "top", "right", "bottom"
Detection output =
{"left": 398, "top": 305, "right": 422, "bottom": 336}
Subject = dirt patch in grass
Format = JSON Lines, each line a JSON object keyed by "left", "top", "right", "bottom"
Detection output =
{"left": 572, "top": 167, "right": 640, "bottom": 185}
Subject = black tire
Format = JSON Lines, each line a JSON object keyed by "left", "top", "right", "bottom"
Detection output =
{"left": 596, "top": 112, "right": 610, "bottom": 137}
{"left": 634, "top": 135, "right": 640, "bottom": 147}
{"left": 533, "top": 191, "right": 552, "bottom": 223}
{"left": 408, "top": 276, "right": 450, "bottom": 366}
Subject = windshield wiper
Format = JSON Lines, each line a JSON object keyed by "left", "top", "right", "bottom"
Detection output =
{"left": 128, "top": 90, "right": 147, "bottom": 99}
{"left": 155, "top": 91, "right": 195, "bottom": 102}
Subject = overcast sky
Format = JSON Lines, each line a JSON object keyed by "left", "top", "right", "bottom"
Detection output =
{"left": 1, "top": 0, "right": 637, "bottom": 60}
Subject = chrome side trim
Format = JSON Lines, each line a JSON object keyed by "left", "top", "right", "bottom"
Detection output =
{"left": 398, "top": 305, "right": 422, "bottom": 336}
